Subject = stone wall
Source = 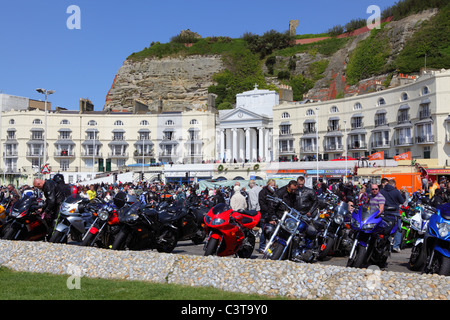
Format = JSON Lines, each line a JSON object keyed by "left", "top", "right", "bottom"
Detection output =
{"left": 1, "top": 240, "right": 449, "bottom": 300}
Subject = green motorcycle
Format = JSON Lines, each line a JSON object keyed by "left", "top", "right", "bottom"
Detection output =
{"left": 399, "top": 203, "right": 418, "bottom": 249}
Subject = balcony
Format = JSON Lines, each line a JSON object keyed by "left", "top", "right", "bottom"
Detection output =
{"left": 415, "top": 135, "right": 435, "bottom": 144}
{"left": 419, "top": 109, "right": 431, "bottom": 120}
{"left": 133, "top": 151, "right": 154, "bottom": 158}
{"left": 26, "top": 152, "right": 43, "bottom": 158}
{"left": 54, "top": 151, "right": 75, "bottom": 159}
{"left": 81, "top": 151, "right": 103, "bottom": 158}
{"left": 279, "top": 148, "right": 295, "bottom": 155}
{"left": 394, "top": 138, "right": 413, "bottom": 146}
{"left": 3, "top": 151, "right": 18, "bottom": 158}
{"left": 374, "top": 119, "right": 387, "bottom": 127}
{"left": 303, "top": 128, "right": 316, "bottom": 134}
{"left": 324, "top": 144, "right": 343, "bottom": 152}
{"left": 348, "top": 141, "right": 368, "bottom": 150}
{"left": 371, "top": 140, "right": 390, "bottom": 149}
{"left": 327, "top": 125, "right": 341, "bottom": 132}
{"left": 108, "top": 152, "right": 129, "bottom": 159}
{"left": 300, "top": 145, "right": 317, "bottom": 153}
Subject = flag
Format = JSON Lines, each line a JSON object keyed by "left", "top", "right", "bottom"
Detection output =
{"left": 393, "top": 151, "right": 411, "bottom": 161}
{"left": 368, "top": 151, "right": 384, "bottom": 161}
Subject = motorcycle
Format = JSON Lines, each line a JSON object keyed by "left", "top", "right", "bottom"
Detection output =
{"left": 262, "top": 196, "right": 320, "bottom": 263}
{"left": 203, "top": 203, "right": 260, "bottom": 258}
{"left": 0, "top": 198, "right": 13, "bottom": 235}
{"left": 111, "top": 202, "right": 179, "bottom": 253}
{"left": 2, "top": 195, "right": 45, "bottom": 241}
{"left": 399, "top": 203, "right": 415, "bottom": 249}
{"left": 408, "top": 203, "right": 435, "bottom": 271}
{"left": 80, "top": 199, "right": 119, "bottom": 248}
{"left": 49, "top": 194, "right": 96, "bottom": 243}
{"left": 316, "top": 201, "right": 353, "bottom": 260}
{"left": 414, "top": 203, "right": 450, "bottom": 275}
{"left": 163, "top": 201, "right": 206, "bottom": 245}
{"left": 347, "top": 204, "right": 398, "bottom": 268}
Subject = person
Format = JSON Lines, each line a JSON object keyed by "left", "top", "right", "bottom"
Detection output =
{"left": 33, "top": 178, "right": 64, "bottom": 235}
{"left": 247, "top": 180, "right": 262, "bottom": 211}
{"left": 80, "top": 187, "right": 89, "bottom": 199}
{"left": 358, "top": 185, "right": 368, "bottom": 205}
{"left": 368, "top": 183, "right": 385, "bottom": 215}
{"left": 380, "top": 179, "right": 405, "bottom": 252}
{"left": 258, "top": 179, "right": 277, "bottom": 253}
{"left": 400, "top": 186, "right": 410, "bottom": 206}
{"left": 87, "top": 184, "right": 97, "bottom": 200}
{"left": 275, "top": 180, "right": 298, "bottom": 216}
{"left": 444, "top": 182, "right": 450, "bottom": 203}
{"left": 213, "top": 187, "right": 226, "bottom": 205}
{"left": 6, "top": 184, "right": 20, "bottom": 206}
{"left": 431, "top": 188, "right": 445, "bottom": 208}
{"left": 230, "top": 185, "right": 247, "bottom": 211}
{"left": 296, "top": 176, "right": 319, "bottom": 217}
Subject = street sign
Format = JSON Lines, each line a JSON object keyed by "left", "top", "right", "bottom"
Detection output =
{"left": 41, "top": 164, "right": 51, "bottom": 175}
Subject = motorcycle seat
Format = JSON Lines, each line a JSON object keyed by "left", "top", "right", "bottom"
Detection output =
{"left": 237, "top": 209, "right": 259, "bottom": 217}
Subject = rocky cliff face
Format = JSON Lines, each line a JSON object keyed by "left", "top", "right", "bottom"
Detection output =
{"left": 104, "top": 55, "right": 224, "bottom": 112}
{"left": 104, "top": 9, "right": 438, "bottom": 111}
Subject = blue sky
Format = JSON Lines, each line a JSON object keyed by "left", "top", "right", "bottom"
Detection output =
{"left": 0, "top": 0, "right": 399, "bottom": 111}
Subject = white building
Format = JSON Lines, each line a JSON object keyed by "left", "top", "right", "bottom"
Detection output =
{"left": 216, "top": 85, "right": 278, "bottom": 163}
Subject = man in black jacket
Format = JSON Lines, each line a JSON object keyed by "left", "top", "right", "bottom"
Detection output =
{"left": 33, "top": 178, "right": 65, "bottom": 235}
{"left": 296, "top": 176, "right": 319, "bottom": 217}
{"left": 380, "top": 179, "right": 405, "bottom": 252}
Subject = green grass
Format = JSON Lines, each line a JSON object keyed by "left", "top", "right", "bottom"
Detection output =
{"left": 0, "top": 267, "right": 286, "bottom": 300}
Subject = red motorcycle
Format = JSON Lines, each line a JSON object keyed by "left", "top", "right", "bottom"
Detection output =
{"left": 203, "top": 203, "right": 261, "bottom": 258}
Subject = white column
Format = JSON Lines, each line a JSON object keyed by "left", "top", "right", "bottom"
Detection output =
{"left": 239, "top": 129, "right": 245, "bottom": 162}
{"left": 264, "top": 128, "right": 270, "bottom": 162}
{"left": 258, "top": 127, "right": 264, "bottom": 162}
{"left": 251, "top": 129, "right": 257, "bottom": 162}
{"left": 245, "top": 128, "right": 251, "bottom": 162}
{"left": 232, "top": 128, "right": 237, "bottom": 163}
{"left": 220, "top": 129, "right": 225, "bottom": 162}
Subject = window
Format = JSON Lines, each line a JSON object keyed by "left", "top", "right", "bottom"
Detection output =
{"left": 330, "top": 106, "right": 339, "bottom": 113}
{"left": 401, "top": 93, "right": 408, "bottom": 101}
{"left": 33, "top": 119, "right": 42, "bottom": 125}
{"left": 378, "top": 98, "right": 386, "bottom": 106}
{"left": 113, "top": 132, "right": 124, "bottom": 141}
{"left": 422, "top": 86, "right": 429, "bottom": 95}
{"left": 88, "top": 120, "right": 97, "bottom": 126}
{"left": 280, "top": 124, "right": 291, "bottom": 135}
{"left": 60, "top": 119, "right": 70, "bottom": 125}
{"left": 306, "top": 109, "right": 315, "bottom": 116}
{"left": 165, "top": 120, "right": 174, "bottom": 126}
{"left": 189, "top": 119, "right": 198, "bottom": 124}
{"left": 281, "top": 112, "right": 290, "bottom": 119}
{"left": 114, "top": 120, "right": 124, "bottom": 126}
{"left": 354, "top": 102, "right": 362, "bottom": 110}
{"left": 9, "top": 119, "right": 15, "bottom": 125}
{"left": 140, "top": 120, "right": 149, "bottom": 126}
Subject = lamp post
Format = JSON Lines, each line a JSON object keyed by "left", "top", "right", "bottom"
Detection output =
{"left": 315, "top": 107, "right": 319, "bottom": 183}
{"left": 35, "top": 88, "right": 55, "bottom": 174}
{"left": 344, "top": 119, "right": 348, "bottom": 183}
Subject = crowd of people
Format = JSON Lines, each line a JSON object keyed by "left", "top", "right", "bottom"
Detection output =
{"left": 2, "top": 173, "right": 450, "bottom": 253}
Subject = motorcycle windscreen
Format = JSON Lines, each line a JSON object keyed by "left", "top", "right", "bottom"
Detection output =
{"left": 333, "top": 202, "right": 349, "bottom": 216}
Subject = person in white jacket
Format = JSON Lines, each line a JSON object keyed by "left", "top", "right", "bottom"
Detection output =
{"left": 230, "top": 185, "right": 247, "bottom": 211}
{"left": 247, "top": 180, "right": 262, "bottom": 211}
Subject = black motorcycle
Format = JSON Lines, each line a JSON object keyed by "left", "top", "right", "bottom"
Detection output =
{"left": 2, "top": 195, "right": 45, "bottom": 241}
{"left": 316, "top": 201, "right": 353, "bottom": 260}
{"left": 162, "top": 201, "right": 206, "bottom": 245}
{"left": 111, "top": 202, "right": 178, "bottom": 253}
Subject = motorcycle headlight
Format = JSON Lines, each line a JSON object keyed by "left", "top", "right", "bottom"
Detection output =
{"left": 211, "top": 218, "right": 225, "bottom": 226}
{"left": 437, "top": 222, "right": 450, "bottom": 238}
{"left": 362, "top": 223, "right": 378, "bottom": 231}
{"left": 98, "top": 210, "right": 109, "bottom": 221}
{"left": 283, "top": 218, "right": 298, "bottom": 233}
{"left": 411, "top": 220, "right": 421, "bottom": 230}
{"left": 351, "top": 218, "right": 360, "bottom": 229}
{"left": 10, "top": 208, "right": 20, "bottom": 218}
{"left": 334, "top": 214, "right": 344, "bottom": 225}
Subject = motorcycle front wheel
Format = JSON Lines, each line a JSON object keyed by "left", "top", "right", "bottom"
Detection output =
{"left": 347, "top": 244, "right": 366, "bottom": 268}
{"left": 317, "top": 237, "right": 335, "bottom": 261}
{"left": 409, "top": 243, "right": 425, "bottom": 271}
{"left": 49, "top": 230, "right": 67, "bottom": 244}
{"left": 264, "top": 241, "right": 285, "bottom": 260}
{"left": 111, "top": 229, "right": 127, "bottom": 250}
{"left": 204, "top": 236, "right": 219, "bottom": 256}
{"left": 157, "top": 229, "right": 178, "bottom": 253}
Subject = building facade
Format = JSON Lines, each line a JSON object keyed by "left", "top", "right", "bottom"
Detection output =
{"left": 273, "top": 69, "right": 450, "bottom": 169}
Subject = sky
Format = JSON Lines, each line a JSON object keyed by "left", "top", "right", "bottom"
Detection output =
{"left": 0, "top": 0, "right": 400, "bottom": 111}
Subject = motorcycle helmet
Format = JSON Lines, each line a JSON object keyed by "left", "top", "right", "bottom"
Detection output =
{"left": 113, "top": 191, "right": 127, "bottom": 209}
{"left": 263, "top": 223, "right": 276, "bottom": 239}
{"left": 53, "top": 173, "right": 65, "bottom": 184}
{"left": 438, "top": 203, "right": 450, "bottom": 220}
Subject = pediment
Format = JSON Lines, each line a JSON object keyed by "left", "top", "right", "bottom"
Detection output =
{"left": 219, "top": 107, "right": 268, "bottom": 122}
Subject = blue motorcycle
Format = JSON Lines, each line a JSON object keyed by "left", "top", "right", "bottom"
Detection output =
{"left": 417, "top": 203, "right": 450, "bottom": 276}
{"left": 347, "top": 204, "right": 398, "bottom": 268}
